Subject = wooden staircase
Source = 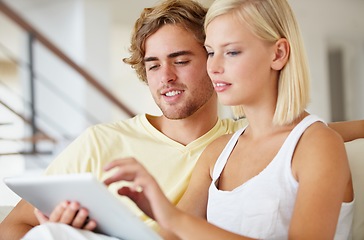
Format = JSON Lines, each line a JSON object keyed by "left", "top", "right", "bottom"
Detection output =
{"left": 0, "top": 123, "right": 56, "bottom": 156}
{"left": 0, "top": 1, "right": 136, "bottom": 156}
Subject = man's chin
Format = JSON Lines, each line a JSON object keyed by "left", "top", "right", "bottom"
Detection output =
{"left": 162, "top": 110, "right": 196, "bottom": 120}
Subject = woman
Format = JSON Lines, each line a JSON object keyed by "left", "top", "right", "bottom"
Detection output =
{"left": 104, "top": 0, "right": 354, "bottom": 239}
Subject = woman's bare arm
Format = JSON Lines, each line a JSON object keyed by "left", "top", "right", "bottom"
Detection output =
{"left": 289, "top": 123, "right": 353, "bottom": 239}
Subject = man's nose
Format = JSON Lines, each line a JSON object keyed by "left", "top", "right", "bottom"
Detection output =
{"left": 160, "top": 65, "right": 177, "bottom": 84}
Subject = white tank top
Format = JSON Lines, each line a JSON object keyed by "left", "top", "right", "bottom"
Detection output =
{"left": 207, "top": 115, "right": 354, "bottom": 240}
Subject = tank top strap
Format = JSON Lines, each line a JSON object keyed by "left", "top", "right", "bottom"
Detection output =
{"left": 211, "top": 126, "right": 247, "bottom": 181}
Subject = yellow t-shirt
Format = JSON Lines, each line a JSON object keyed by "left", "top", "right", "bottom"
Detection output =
{"left": 45, "top": 114, "right": 247, "bottom": 229}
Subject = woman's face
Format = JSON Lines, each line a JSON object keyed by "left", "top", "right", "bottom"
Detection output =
{"left": 205, "top": 13, "right": 279, "bottom": 108}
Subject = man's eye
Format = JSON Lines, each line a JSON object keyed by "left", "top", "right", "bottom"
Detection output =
{"left": 175, "top": 60, "right": 189, "bottom": 65}
{"left": 148, "top": 65, "right": 159, "bottom": 71}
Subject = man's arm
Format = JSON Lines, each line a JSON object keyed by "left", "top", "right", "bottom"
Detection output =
{"left": 0, "top": 200, "right": 38, "bottom": 240}
{"left": 328, "top": 120, "right": 364, "bottom": 142}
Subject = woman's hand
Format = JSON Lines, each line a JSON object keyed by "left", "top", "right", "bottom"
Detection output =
{"left": 103, "top": 157, "right": 179, "bottom": 228}
{"left": 33, "top": 201, "right": 97, "bottom": 231}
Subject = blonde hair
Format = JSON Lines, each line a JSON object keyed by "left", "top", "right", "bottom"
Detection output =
{"left": 205, "top": 0, "right": 310, "bottom": 126}
{"left": 123, "top": 0, "right": 207, "bottom": 83}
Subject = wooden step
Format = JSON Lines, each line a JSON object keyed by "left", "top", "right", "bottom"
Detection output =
{"left": 0, "top": 133, "right": 56, "bottom": 143}
{"left": 0, "top": 150, "right": 53, "bottom": 156}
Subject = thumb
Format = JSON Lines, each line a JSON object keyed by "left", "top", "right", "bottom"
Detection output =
{"left": 34, "top": 208, "right": 49, "bottom": 224}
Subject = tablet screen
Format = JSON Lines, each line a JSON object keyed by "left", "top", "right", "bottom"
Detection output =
{"left": 4, "top": 173, "right": 161, "bottom": 240}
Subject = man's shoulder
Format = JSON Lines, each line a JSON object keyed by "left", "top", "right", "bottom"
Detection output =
{"left": 87, "top": 114, "right": 146, "bottom": 133}
{"left": 61, "top": 114, "right": 150, "bottom": 152}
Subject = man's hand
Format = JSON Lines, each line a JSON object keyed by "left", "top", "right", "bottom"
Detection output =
{"left": 34, "top": 201, "right": 97, "bottom": 231}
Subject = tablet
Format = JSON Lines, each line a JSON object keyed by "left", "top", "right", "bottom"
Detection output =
{"left": 4, "top": 173, "right": 161, "bottom": 240}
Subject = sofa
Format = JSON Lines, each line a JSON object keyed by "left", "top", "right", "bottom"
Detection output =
{"left": 0, "top": 139, "right": 363, "bottom": 239}
{"left": 346, "top": 139, "right": 364, "bottom": 240}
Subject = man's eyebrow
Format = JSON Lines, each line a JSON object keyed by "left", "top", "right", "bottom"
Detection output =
{"left": 168, "top": 50, "right": 193, "bottom": 58}
{"left": 144, "top": 56, "right": 158, "bottom": 62}
{"left": 144, "top": 50, "right": 193, "bottom": 62}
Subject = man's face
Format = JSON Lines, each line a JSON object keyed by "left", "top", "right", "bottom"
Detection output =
{"left": 144, "top": 24, "right": 214, "bottom": 120}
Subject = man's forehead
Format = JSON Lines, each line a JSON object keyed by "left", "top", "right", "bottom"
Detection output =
{"left": 144, "top": 24, "right": 202, "bottom": 58}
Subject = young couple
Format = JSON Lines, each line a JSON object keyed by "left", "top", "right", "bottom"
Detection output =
{"left": 1, "top": 0, "right": 361, "bottom": 239}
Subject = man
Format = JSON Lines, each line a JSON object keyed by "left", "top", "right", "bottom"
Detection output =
{"left": 0, "top": 0, "right": 363, "bottom": 239}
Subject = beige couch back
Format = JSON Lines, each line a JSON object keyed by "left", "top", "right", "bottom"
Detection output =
{"left": 346, "top": 139, "right": 364, "bottom": 240}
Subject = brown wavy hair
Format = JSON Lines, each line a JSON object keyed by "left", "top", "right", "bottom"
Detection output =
{"left": 123, "top": 0, "right": 207, "bottom": 83}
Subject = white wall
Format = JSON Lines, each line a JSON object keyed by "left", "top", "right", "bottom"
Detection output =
{"left": 290, "top": 0, "right": 364, "bottom": 121}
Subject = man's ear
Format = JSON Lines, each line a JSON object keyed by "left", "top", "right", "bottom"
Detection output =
{"left": 271, "top": 38, "right": 290, "bottom": 71}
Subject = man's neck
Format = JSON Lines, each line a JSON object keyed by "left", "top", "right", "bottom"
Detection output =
{"left": 147, "top": 98, "right": 219, "bottom": 146}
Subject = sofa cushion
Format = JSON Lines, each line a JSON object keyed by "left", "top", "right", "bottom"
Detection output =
{"left": 345, "top": 139, "right": 364, "bottom": 240}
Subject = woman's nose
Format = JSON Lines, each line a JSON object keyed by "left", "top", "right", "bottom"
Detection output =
{"left": 207, "top": 56, "right": 224, "bottom": 75}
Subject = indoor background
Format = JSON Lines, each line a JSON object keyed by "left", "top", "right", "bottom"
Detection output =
{"left": 0, "top": 0, "right": 363, "bottom": 205}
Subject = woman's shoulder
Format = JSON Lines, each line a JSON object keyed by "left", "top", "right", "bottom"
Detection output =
{"left": 209, "top": 133, "right": 235, "bottom": 148}
{"left": 200, "top": 133, "right": 235, "bottom": 166}
{"left": 293, "top": 120, "right": 348, "bottom": 177}
{"left": 301, "top": 120, "right": 344, "bottom": 147}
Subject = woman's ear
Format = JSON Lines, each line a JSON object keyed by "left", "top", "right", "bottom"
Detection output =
{"left": 271, "top": 38, "right": 290, "bottom": 70}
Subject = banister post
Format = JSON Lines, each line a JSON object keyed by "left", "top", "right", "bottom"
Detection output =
{"left": 28, "top": 32, "right": 37, "bottom": 153}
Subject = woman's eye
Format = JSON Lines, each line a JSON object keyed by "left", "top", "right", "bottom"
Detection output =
{"left": 206, "top": 51, "right": 214, "bottom": 57}
{"left": 227, "top": 51, "right": 241, "bottom": 56}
